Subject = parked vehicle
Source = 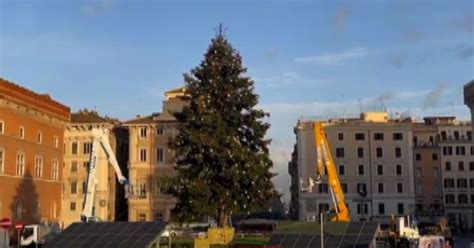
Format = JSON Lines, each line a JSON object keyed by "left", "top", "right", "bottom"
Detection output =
{"left": 20, "top": 224, "right": 60, "bottom": 247}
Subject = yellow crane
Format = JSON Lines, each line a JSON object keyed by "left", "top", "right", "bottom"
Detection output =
{"left": 301, "top": 122, "right": 351, "bottom": 222}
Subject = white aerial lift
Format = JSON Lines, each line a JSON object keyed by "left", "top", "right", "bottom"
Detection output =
{"left": 81, "top": 128, "right": 129, "bottom": 222}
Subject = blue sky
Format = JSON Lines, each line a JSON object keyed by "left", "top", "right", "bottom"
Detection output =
{"left": 1, "top": 0, "right": 473, "bottom": 200}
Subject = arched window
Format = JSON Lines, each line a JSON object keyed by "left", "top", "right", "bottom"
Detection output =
{"left": 15, "top": 200, "right": 23, "bottom": 220}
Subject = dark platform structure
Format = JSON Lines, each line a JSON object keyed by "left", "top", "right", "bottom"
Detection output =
{"left": 267, "top": 221, "right": 379, "bottom": 248}
{"left": 44, "top": 221, "right": 167, "bottom": 248}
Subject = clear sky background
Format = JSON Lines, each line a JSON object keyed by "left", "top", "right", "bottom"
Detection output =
{"left": 1, "top": 0, "right": 473, "bottom": 202}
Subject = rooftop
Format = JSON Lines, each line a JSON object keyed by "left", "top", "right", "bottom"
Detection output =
{"left": 123, "top": 113, "right": 160, "bottom": 125}
{"left": 70, "top": 110, "right": 111, "bottom": 124}
{"left": 0, "top": 78, "right": 70, "bottom": 121}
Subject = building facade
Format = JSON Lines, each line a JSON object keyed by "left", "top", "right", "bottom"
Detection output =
{"left": 296, "top": 112, "right": 415, "bottom": 224}
{"left": 124, "top": 88, "right": 188, "bottom": 222}
{"left": 61, "top": 111, "right": 128, "bottom": 227}
{"left": 437, "top": 120, "right": 473, "bottom": 230}
{"left": 0, "top": 78, "right": 70, "bottom": 225}
{"left": 412, "top": 119, "right": 443, "bottom": 220}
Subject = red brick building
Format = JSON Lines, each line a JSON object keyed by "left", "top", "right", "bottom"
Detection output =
{"left": 0, "top": 78, "right": 70, "bottom": 225}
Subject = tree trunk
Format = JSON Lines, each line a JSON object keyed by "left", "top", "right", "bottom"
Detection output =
{"left": 217, "top": 204, "right": 227, "bottom": 227}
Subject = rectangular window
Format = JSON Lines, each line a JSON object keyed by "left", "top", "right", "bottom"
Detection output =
{"left": 468, "top": 131, "right": 472, "bottom": 140}
{"left": 355, "top": 133, "right": 365, "bottom": 141}
{"left": 357, "top": 148, "right": 364, "bottom": 158}
{"left": 441, "top": 131, "right": 447, "bottom": 140}
{"left": 83, "top": 161, "right": 89, "bottom": 168}
{"left": 71, "top": 181, "right": 77, "bottom": 194}
{"left": 393, "top": 133, "right": 403, "bottom": 140}
{"left": 376, "top": 147, "right": 383, "bottom": 158}
{"left": 0, "top": 148, "right": 4, "bottom": 174}
{"left": 318, "top": 183, "right": 328, "bottom": 193}
{"left": 82, "top": 181, "right": 86, "bottom": 194}
{"left": 433, "top": 167, "right": 440, "bottom": 178}
{"left": 71, "top": 161, "right": 78, "bottom": 173}
{"left": 458, "top": 194, "right": 468, "bottom": 204}
{"left": 54, "top": 136, "right": 59, "bottom": 148}
{"left": 338, "top": 133, "right": 344, "bottom": 141}
{"left": 416, "top": 153, "right": 421, "bottom": 161}
{"left": 0, "top": 120, "right": 4, "bottom": 134}
{"left": 157, "top": 148, "right": 164, "bottom": 163}
{"left": 470, "top": 162, "right": 474, "bottom": 171}
{"left": 358, "top": 164, "right": 364, "bottom": 175}
{"left": 319, "top": 203, "right": 330, "bottom": 213}
{"left": 139, "top": 127, "right": 147, "bottom": 138}
{"left": 138, "top": 213, "right": 146, "bottom": 221}
{"left": 444, "top": 179, "right": 454, "bottom": 188}
{"left": 139, "top": 149, "right": 147, "bottom": 162}
{"left": 357, "top": 183, "right": 367, "bottom": 195}
{"left": 341, "top": 183, "right": 347, "bottom": 194}
{"left": 458, "top": 161, "right": 464, "bottom": 171}
{"left": 445, "top": 194, "right": 455, "bottom": 204}
{"left": 16, "top": 152, "right": 25, "bottom": 176}
{"left": 374, "top": 133, "right": 384, "bottom": 140}
{"left": 378, "top": 203, "right": 385, "bottom": 215}
{"left": 34, "top": 156, "right": 43, "bottom": 178}
{"left": 338, "top": 165, "right": 345, "bottom": 175}
{"left": 470, "top": 178, "right": 474, "bottom": 188}
{"left": 72, "top": 142, "right": 78, "bottom": 155}
{"left": 457, "top": 179, "right": 467, "bottom": 188}
{"left": 52, "top": 160, "right": 59, "bottom": 180}
{"left": 157, "top": 127, "right": 164, "bottom": 135}
{"left": 377, "top": 164, "right": 383, "bottom": 175}
{"left": 155, "top": 212, "right": 164, "bottom": 221}
{"left": 471, "top": 195, "right": 474, "bottom": 204}
{"left": 397, "top": 203, "right": 404, "bottom": 215}
{"left": 396, "top": 164, "right": 402, "bottom": 175}
{"left": 19, "top": 126, "right": 25, "bottom": 139}
{"left": 397, "top": 183, "right": 403, "bottom": 193}
{"left": 336, "top": 148, "right": 345, "bottom": 158}
{"left": 83, "top": 142, "right": 92, "bottom": 154}
{"left": 378, "top": 183, "right": 384, "bottom": 193}
{"left": 357, "top": 204, "right": 368, "bottom": 215}
{"left": 395, "top": 147, "right": 402, "bottom": 158}
{"left": 37, "top": 132, "right": 42, "bottom": 144}
{"left": 432, "top": 153, "right": 438, "bottom": 161}
{"left": 445, "top": 162, "right": 451, "bottom": 171}
{"left": 70, "top": 202, "right": 76, "bottom": 211}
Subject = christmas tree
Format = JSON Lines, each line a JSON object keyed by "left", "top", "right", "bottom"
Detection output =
{"left": 161, "top": 26, "right": 276, "bottom": 227}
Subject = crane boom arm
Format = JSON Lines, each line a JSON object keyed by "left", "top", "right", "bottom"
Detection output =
{"left": 81, "top": 128, "right": 128, "bottom": 222}
{"left": 313, "top": 122, "right": 350, "bottom": 222}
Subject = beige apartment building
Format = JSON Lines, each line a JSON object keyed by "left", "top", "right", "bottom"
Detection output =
{"left": 61, "top": 111, "right": 128, "bottom": 227}
{"left": 436, "top": 118, "right": 473, "bottom": 230}
{"left": 296, "top": 112, "right": 415, "bottom": 224}
{"left": 124, "top": 88, "right": 188, "bottom": 222}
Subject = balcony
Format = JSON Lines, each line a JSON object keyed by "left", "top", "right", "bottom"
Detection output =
{"left": 128, "top": 184, "right": 148, "bottom": 199}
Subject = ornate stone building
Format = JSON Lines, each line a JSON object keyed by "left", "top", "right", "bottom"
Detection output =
{"left": 0, "top": 78, "right": 70, "bottom": 225}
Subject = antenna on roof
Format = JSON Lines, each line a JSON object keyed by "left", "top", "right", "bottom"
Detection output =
{"left": 358, "top": 98, "right": 363, "bottom": 114}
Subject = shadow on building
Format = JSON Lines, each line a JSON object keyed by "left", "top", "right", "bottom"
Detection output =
{"left": 8, "top": 170, "right": 41, "bottom": 245}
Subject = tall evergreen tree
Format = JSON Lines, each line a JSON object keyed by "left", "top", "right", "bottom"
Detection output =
{"left": 161, "top": 28, "right": 276, "bottom": 227}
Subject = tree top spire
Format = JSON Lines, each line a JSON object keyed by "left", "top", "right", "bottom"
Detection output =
{"left": 214, "top": 22, "right": 227, "bottom": 37}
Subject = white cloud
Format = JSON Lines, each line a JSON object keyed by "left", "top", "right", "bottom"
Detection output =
{"left": 294, "top": 47, "right": 368, "bottom": 66}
